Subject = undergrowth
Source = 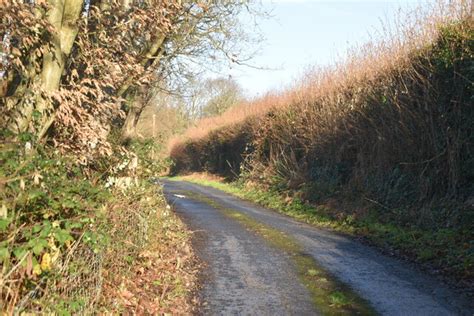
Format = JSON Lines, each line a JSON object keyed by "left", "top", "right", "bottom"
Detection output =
{"left": 0, "top": 134, "right": 196, "bottom": 313}
{"left": 1, "top": 138, "right": 108, "bottom": 312}
{"left": 97, "top": 181, "right": 197, "bottom": 314}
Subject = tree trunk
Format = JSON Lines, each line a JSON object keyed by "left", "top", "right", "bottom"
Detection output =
{"left": 8, "top": 0, "right": 84, "bottom": 139}
{"left": 119, "top": 34, "right": 166, "bottom": 139}
{"left": 121, "top": 94, "right": 147, "bottom": 140}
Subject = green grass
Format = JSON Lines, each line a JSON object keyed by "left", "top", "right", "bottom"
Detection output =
{"left": 167, "top": 176, "right": 473, "bottom": 282}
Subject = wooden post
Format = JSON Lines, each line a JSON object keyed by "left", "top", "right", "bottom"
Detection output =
{"left": 152, "top": 114, "right": 156, "bottom": 139}
{"left": 152, "top": 113, "right": 156, "bottom": 159}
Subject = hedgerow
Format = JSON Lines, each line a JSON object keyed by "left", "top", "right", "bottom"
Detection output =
{"left": 169, "top": 2, "right": 473, "bottom": 283}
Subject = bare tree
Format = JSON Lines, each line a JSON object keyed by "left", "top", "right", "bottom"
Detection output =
{"left": 120, "top": 1, "right": 263, "bottom": 139}
{"left": 200, "top": 77, "right": 244, "bottom": 117}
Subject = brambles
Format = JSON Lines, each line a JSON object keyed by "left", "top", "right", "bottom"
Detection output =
{"left": 0, "top": 138, "right": 109, "bottom": 311}
{"left": 0, "top": 136, "right": 197, "bottom": 313}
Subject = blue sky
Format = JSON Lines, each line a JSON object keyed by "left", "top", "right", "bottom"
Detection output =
{"left": 224, "top": 0, "right": 429, "bottom": 97}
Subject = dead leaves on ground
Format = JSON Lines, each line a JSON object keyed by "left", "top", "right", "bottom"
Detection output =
{"left": 99, "top": 193, "right": 199, "bottom": 315}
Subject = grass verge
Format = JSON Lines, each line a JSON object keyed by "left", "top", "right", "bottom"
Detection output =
{"left": 169, "top": 174, "right": 473, "bottom": 291}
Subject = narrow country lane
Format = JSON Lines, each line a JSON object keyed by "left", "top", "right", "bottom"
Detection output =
{"left": 161, "top": 179, "right": 473, "bottom": 316}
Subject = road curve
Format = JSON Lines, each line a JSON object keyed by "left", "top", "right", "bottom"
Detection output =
{"left": 161, "top": 179, "right": 473, "bottom": 315}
